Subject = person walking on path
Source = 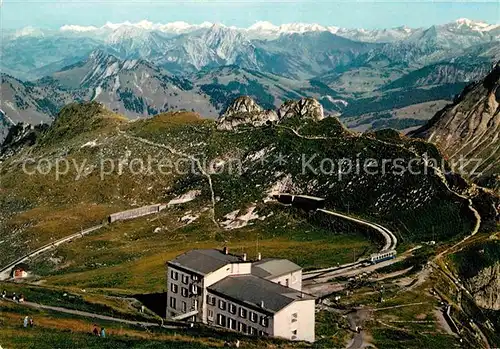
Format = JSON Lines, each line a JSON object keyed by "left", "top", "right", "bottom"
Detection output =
{"left": 92, "top": 324, "right": 99, "bottom": 336}
{"left": 100, "top": 327, "right": 106, "bottom": 338}
{"left": 23, "top": 316, "right": 28, "bottom": 328}
{"left": 29, "top": 317, "right": 34, "bottom": 328}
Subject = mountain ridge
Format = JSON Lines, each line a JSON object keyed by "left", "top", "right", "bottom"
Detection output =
{"left": 8, "top": 18, "right": 500, "bottom": 42}
{"left": 410, "top": 61, "right": 500, "bottom": 188}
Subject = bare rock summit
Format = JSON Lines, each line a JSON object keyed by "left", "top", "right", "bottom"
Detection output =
{"left": 217, "top": 96, "right": 324, "bottom": 130}
{"left": 278, "top": 98, "right": 325, "bottom": 121}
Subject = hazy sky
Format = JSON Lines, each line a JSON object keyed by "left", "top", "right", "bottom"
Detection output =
{"left": 2, "top": 0, "right": 499, "bottom": 30}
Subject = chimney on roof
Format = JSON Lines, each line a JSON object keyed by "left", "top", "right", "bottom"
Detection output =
{"left": 260, "top": 300, "right": 264, "bottom": 308}
{"left": 257, "top": 252, "right": 261, "bottom": 261}
{"left": 243, "top": 253, "right": 247, "bottom": 261}
{"left": 223, "top": 246, "right": 229, "bottom": 255}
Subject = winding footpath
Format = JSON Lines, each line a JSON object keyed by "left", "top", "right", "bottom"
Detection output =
{"left": 0, "top": 298, "right": 183, "bottom": 330}
{"left": 369, "top": 136, "right": 482, "bottom": 250}
{"left": 118, "top": 129, "right": 219, "bottom": 228}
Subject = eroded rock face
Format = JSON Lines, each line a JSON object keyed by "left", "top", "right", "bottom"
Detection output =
{"left": 217, "top": 96, "right": 279, "bottom": 130}
{"left": 278, "top": 98, "right": 324, "bottom": 121}
{"left": 222, "top": 96, "right": 264, "bottom": 117}
{"left": 0, "top": 122, "right": 48, "bottom": 160}
{"left": 217, "top": 96, "right": 324, "bottom": 130}
{"left": 465, "top": 262, "right": 500, "bottom": 310}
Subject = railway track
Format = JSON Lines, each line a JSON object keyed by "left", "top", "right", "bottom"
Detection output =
{"left": 0, "top": 225, "right": 104, "bottom": 280}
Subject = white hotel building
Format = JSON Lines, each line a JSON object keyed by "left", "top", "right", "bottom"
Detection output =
{"left": 166, "top": 248, "right": 315, "bottom": 342}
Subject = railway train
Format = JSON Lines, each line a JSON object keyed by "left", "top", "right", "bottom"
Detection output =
{"left": 369, "top": 250, "right": 397, "bottom": 264}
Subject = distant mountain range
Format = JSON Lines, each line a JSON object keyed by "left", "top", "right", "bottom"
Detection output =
{"left": 1, "top": 18, "right": 499, "bottom": 137}
{"left": 3, "top": 18, "right": 499, "bottom": 80}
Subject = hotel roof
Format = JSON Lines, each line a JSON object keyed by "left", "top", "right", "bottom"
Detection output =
{"left": 168, "top": 249, "right": 243, "bottom": 275}
{"left": 251, "top": 258, "right": 302, "bottom": 279}
{"left": 208, "top": 274, "right": 313, "bottom": 314}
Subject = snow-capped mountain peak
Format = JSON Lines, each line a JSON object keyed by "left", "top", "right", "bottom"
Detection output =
{"left": 60, "top": 24, "right": 99, "bottom": 32}
{"left": 248, "top": 21, "right": 278, "bottom": 31}
{"left": 8, "top": 18, "right": 499, "bottom": 48}
{"left": 14, "top": 26, "right": 45, "bottom": 38}
{"left": 60, "top": 20, "right": 215, "bottom": 35}
{"left": 451, "top": 18, "right": 500, "bottom": 32}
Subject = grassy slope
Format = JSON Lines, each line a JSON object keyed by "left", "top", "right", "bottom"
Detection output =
{"left": 0, "top": 302, "right": 308, "bottom": 349}
{"left": 27, "top": 205, "right": 372, "bottom": 293}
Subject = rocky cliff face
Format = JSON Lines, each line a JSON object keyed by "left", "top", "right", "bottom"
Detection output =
{"left": 410, "top": 62, "right": 500, "bottom": 183}
{"left": 453, "top": 240, "right": 500, "bottom": 311}
{"left": 217, "top": 96, "right": 324, "bottom": 130}
{"left": 278, "top": 98, "right": 325, "bottom": 121}
{"left": 0, "top": 122, "right": 49, "bottom": 160}
{"left": 465, "top": 262, "right": 500, "bottom": 310}
{"left": 217, "top": 96, "right": 279, "bottom": 130}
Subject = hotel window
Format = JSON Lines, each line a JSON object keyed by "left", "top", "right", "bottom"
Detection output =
{"left": 260, "top": 316, "right": 268, "bottom": 327}
{"left": 192, "top": 275, "right": 199, "bottom": 281}
{"left": 239, "top": 307, "right": 247, "bottom": 318}
{"left": 250, "top": 311, "right": 257, "bottom": 323}
{"left": 217, "top": 314, "right": 226, "bottom": 327}
{"left": 171, "top": 284, "right": 178, "bottom": 293}
{"left": 181, "top": 287, "right": 188, "bottom": 297}
{"left": 249, "top": 326, "right": 257, "bottom": 335}
{"left": 228, "top": 318, "right": 237, "bottom": 330}
{"left": 238, "top": 322, "right": 247, "bottom": 333}
{"left": 169, "top": 297, "right": 176, "bottom": 309}
{"left": 207, "top": 294, "right": 216, "bottom": 306}
{"left": 182, "top": 275, "right": 189, "bottom": 284}
{"left": 208, "top": 309, "right": 214, "bottom": 321}
{"left": 229, "top": 303, "right": 237, "bottom": 314}
{"left": 182, "top": 301, "right": 187, "bottom": 312}
{"left": 219, "top": 300, "right": 227, "bottom": 311}
{"left": 170, "top": 270, "right": 178, "bottom": 280}
{"left": 191, "top": 284, "right": 198, "bottom": 294}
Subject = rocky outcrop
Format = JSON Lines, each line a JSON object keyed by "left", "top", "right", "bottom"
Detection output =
{"left": 465, "top": 262, "right": 500, "bottom": 310}
{"left": 221, "top": 96, "right": 265, "bottom": 118}
{"left": 217, "top": 96, "right": 279, "bottom": 130}
{"left": 278, "top": 98, "right": 324, "bottom": 121}
{"left": 454, "top": 240, "right": 500, "bottom": 311}
{"left": 0, "top": 122, "right": 48, "bottom": 160}
{"left": 410, "top": 62, "right": 500, "bottom": 184}
{"left": 217, "top": 96, "right": 324, "bottom": 130}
